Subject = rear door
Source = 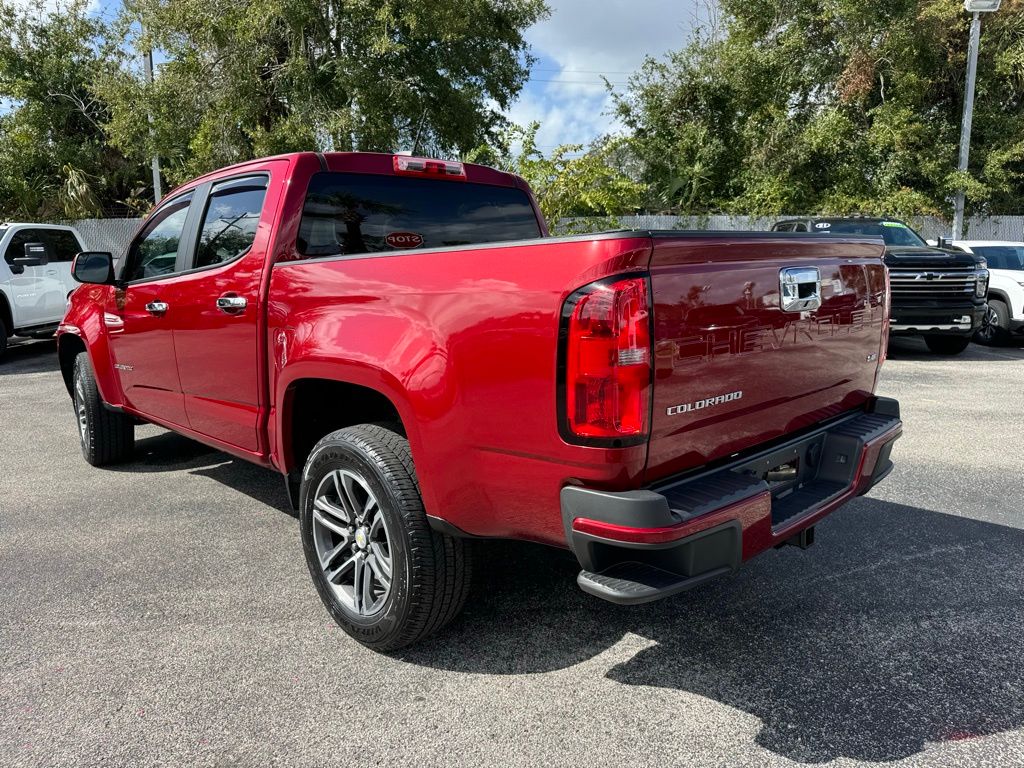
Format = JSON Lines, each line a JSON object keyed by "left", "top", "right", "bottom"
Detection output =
{"left": 646, "top": 234, "right": 889, "bottom": 481}
{"left": 170, "top": 170, "right": 277, "bottom": 453}
{"left": 37, "top": 228, "right": 83, "bottom": 316}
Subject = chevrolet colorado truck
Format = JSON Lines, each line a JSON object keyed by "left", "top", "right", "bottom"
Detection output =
{"left": 772, "top": 217, "right": 989, "bottom": 355}
{"left": 58, "top": 153, "right": 902, "bottom": 651}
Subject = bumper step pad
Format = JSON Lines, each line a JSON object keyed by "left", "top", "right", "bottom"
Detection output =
{"left": 578, "top": 560, "right": 734, "bottom": 606}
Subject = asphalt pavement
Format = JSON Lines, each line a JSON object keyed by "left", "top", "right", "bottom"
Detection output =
{"left": 2, "top": 336, "right": 1023, "bottom": 767}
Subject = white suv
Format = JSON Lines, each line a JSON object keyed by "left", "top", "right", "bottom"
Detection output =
{"left": 945, "top": 240, "right": 1024, "bottom": 345}
{"left": 0, "top": 223, "right": 87, "bottom": 359}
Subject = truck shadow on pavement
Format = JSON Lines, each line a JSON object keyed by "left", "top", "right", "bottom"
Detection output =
{"left": 407, "top": 499, "right": 1024, "bottom": 764}
{"left": 887, "top": 336, "right": 1024, "bottom": 361}
{"left": 0, "top": 339, "right": 59, "bottom": 375}
{"left": 110, "top": 431, "right": 293, "bottom": 514}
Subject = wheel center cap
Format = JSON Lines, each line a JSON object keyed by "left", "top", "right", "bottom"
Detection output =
{"left": 354, "top": 528, "right": 368, "bottom": 549}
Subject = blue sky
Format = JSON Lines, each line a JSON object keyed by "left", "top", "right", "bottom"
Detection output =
{"left": 511, "top": 0, "right": 707, "bottom": 151}
{"left": 10, "top": 0, "right": 707, "bottom": 149}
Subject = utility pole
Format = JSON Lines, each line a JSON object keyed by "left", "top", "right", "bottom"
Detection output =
{"left": 953, "top": 1, "right": 1002, "bottom": 240}
{"left": 142, "top": 30, "right": 163, "bottom": 204}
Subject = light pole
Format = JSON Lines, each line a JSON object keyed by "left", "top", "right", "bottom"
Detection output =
{"left": 141, "top": 24, "right": 162, "bottom": 204}
{"left": 953, "top": 0, "right": 1001, "bottom": 240}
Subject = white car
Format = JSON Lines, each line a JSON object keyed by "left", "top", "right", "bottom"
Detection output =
{"left": 0, "top": 223, "right": 87, "bottom": 359}
{"left": 944, "top": 240, "right": 1024, "bottom": 345}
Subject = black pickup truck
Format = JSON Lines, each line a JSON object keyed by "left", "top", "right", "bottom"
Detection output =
{"left": 772, "top": 218, "right": 989, "bottom": 355}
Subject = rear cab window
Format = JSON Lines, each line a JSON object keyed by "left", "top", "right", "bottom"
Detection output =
{"left": 295, "top": 172, "right": 543, "bottom": 259}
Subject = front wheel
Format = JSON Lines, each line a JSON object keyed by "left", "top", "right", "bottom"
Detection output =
{"left": 72, "top": 352, "right": 135, "bottom": 466}
{"left": 299, "top": 424, "right": 472, "bottom": 651}
{"left": 975, "top": 301, "right": 1010, "bottom": 346}
{"left": 924, "top": 335, "right": 972, "bottom": 356}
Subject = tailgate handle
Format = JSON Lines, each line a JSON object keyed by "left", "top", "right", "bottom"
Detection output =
{"left": 780, "top": 267, "right": 822, "bottom": 313}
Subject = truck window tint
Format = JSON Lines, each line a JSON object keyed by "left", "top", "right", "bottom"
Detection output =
{"left": 295, "top": 172, "right": 542, "bottom": 258}
{"left": 4, "top": 229, "right": 41, "bottom": 264}
{"left": 39, "top": 230, "right": 82, "bottom": 262}
{"left": 973, "top": 246, "right": 1024, "bottom": 271}
{"left": 814, "top": 221, "right": 927, "bottom": 247}
{"left": 123, "top": 194, "right": 192, "bottom": 282}
{"left": 194, "top": 176, "right": 268, "bottom": 269}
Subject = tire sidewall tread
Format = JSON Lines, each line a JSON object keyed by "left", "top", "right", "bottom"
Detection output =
{"left": 299, "top": 424, "right": 470, "bottom": 652}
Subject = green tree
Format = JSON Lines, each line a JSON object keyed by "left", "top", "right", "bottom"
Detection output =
{"left": 469, "top": 122, "right": 646, "bottom": 229}
{"left": 96, "top": 0, "right": 548, "bottom": 185}
{"left": 615, "top": 0, "right": 1024, "bottom": 219}
{"left": 0, "top": 0, "right": 145, "bottom": 219}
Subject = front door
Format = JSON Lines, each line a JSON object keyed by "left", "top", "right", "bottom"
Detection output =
{"left": 3, "top": 228, "right": 63, "bottom": 328}
{"left": 171, "top": 173, "right": 273, "bottom": 453}
{"left": 107, "top": 193, "right": 195, "bottom": 427}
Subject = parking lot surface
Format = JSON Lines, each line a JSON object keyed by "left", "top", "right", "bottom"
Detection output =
{"left": 2, "top": 337, "right": 1023, "bottom": 767}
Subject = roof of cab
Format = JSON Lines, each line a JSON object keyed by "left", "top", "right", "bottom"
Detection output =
{"left": 164, "top": 151, "right": 525, "bottom": 201}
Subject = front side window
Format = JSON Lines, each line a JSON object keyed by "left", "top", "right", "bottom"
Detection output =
{"left": 4, "top": 229, "right": 41, "bottom": 265}
{"left": 193, "top": 176, "right": 268, "bottom": 269}
{"left": 295, "top": 172, "right": 543, "bottom": 259}
{"left": 123, "top": 194, "right": 193, "bottom": 282}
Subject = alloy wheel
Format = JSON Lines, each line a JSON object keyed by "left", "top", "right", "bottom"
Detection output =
{"left": 978, "top": 306, "right": 999, "bottom": 343}
{"left": 311, "top": 469, "right": 394, "bottom": 616}
{"left": 74, "top": 377, "right": 88, "bottom": 447}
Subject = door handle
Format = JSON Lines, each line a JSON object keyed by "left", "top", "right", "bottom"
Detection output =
{"left": 145, "top": 301, "right": 169, "bottom": 315}
{"left": 46, "top": 270, "right": 58, "bottom": 276}
{"left": 216, "top": 295, "right": 247, "bottom": 312}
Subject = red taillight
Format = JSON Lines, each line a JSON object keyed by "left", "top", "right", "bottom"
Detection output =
{"left": 562, "top": 276, "right": 652, "bottom": 444}
{"left": 393, "top": 155, "right": 466, "bottom": 180}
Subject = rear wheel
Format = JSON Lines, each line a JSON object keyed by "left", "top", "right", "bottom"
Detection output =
{"left": 924, "top": 335, "right": 971, "bottom": 356}
{"left": 0, "top": 317, "right": 7, "bottom": 360}
{"left": 299, "top": 424, "right": 472, "bottom": 651}
{"left": 975, "top": 300, "right": 1010, "bottom": 346}
{"left": 72, "top": 352, "right": 135, "bottom": 466}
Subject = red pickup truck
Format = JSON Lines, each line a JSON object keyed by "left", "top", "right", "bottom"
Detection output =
{"left": 58, "top": 152, "right": 902, "bottom": 650}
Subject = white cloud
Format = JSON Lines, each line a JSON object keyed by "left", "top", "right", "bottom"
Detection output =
{"left": 508, "top": 0, "right": 711, "bottom": 149}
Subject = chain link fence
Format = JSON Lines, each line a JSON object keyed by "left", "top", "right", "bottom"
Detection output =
{"left": 558, "top": 214, "right": 1024, "bottom": 242}
{"left": 55, "top": 213, "right": 1024, "bottom": 258}
{"left": 57, "top": 218, "right": 142, "bottom": 258}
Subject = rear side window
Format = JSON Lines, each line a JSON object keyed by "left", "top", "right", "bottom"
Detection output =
{"left": 193, "top": 176, "right": 268, "bottom": 269}
{"left": 39, "top": 230, "right": 82, "bottom": 262}
{"left": 295, "top": 172, "right": 542, "bottom": 258}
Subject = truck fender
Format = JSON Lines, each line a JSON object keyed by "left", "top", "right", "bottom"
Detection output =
{"left": 57, "top": 287, "right": 124, "bottom": 407}
{"left": 273, "top": 359, "right": 434, "bottom": 511}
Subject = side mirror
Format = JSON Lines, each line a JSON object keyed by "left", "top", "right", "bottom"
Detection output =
{"left": 72, "top": 251, "right": 115, "bottom": 285}
{"left": 10, "top": 242, "right": 50, "bottom": 270}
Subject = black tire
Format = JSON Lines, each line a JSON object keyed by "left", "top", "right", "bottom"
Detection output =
{"left": 975, "top": 300, "right": 1010, "bottom": 346}
{"left": 72, "top": 352, "right": 135, "bottom": 466}
{"left": 299, "top": 424, "right": 472, "bottom": 651}
{"left": 0, "top": 316, "right": 7, "bottom": 360}
{"left": 924, "top": 334, "right": 972, "bottom": 356}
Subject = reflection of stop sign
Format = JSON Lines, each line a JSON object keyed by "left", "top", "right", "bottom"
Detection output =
{"left": 385, "top": 231, "right": 424, "bottom": 249}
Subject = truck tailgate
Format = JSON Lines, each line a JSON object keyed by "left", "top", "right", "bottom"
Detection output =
{"left": 646, "top": 234, "right": 888, "bottom": 482}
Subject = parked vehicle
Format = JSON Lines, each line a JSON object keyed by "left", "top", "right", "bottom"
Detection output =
{"left": 938, "top": 241, "right": 1024, "bottom": 345}
{"left": 772, "top": 217, "right": 989, "bottom": 355}
{"left": 59, "top": 153, "right": 902, "bottom": 650}
{"left": 0, "top": 223, "right": 86, "bottom": 359}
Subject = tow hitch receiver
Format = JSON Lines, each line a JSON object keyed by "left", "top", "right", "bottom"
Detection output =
{"left": 782, "top": 526, "right": 815, "bottom": 550}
